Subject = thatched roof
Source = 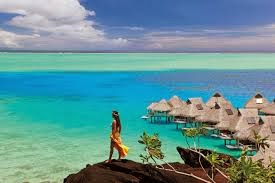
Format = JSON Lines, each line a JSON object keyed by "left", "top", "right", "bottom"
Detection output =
{"left": 147, "top": 102, "right": 158, "bottom": 110}
{"left": 244, "top": 93, "right": 270, "bottom": 110}
{"left": 260, "top": 100, "right": 275, "bottom": 115}
{"left": 258, "top": 116, "right": 275, "bottom": 141}
{"left": 233, "top": 124, "right": 261, "bottom": 141}
{"left": 215, "top": 119, "right": 232, "bottom": 131}
{"left": 197, "top": 102, "right": 238, "bottom": 124}
{"left": 206, "top": 92, "right": 232, "bottom": 108}
{"left": 233, "top": 116, "right": 275, "bottom": 141}
{"left": 195, "top": 106, "right": 218, "bottom": 123}
{"left": 151, "top": 99, "right": 172, "bottom": 112}
{"left": 252, "top": 140, "right": 275, "bottom": 167}
{"left": 168, "top": 95, "right": 186, "bottom": 108}
{"left": 215, "top": 103, "right": 239, "bottom": 130}
{"left": 184, "top": 98, "right": 209, "bottom": 118}
{"left": 229, "top": 109, "right": 259, "bottom": 132}
{"left": 168, "top": 107, "right": 189, "bottom": 117}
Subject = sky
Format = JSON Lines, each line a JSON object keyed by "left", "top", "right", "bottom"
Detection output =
{"left": 0, "top": 0, "right": 275, "bottom": 51}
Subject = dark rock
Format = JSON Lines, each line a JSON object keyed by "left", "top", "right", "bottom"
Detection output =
{"left": 176, "top": 146, "right": 234, "bottom": 168}
{"left": 64, "top": 159, "right": 227, "bottom": 183}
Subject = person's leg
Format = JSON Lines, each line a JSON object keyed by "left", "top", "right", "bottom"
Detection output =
{"left": 107, "top": 141, "right": 114, "bottom": 163}
{"left": 117, "top": 138, "right": 122, "bottom": 160}
{"left": 118, "top": 150, "right": 121, "bottom": 160}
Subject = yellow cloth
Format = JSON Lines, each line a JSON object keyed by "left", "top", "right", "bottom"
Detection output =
{"left": 110, "top": 131, "right": 129, "bottom": 158}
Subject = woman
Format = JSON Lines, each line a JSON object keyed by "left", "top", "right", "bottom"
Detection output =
{"left": 107, "top": 111, "right": 129, "bottom": 163}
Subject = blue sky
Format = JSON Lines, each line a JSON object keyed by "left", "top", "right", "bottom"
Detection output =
{"left": 0, "top": 0, "right": 275, "bottom": 51}
{"left": 86, "top": 0, "right": 275, "bottom": 28}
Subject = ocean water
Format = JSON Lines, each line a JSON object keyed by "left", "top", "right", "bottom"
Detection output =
{"left": 1, "top": 53, "right": 275, "bottom": 71}
{"left": 0, "top": 53, "right": 275, "bottom": 182}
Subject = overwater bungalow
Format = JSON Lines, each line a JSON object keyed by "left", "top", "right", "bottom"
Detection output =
{"left": 229, "top": 109, "right": 260, "bottom": 133}
{"left": 150, "top": 99, "right": 172, "bottom": 123}
{"left": 196, "top": 102, "right": 238, "bottom": 135}
{"left": 167, "top": 96, "right": 189, "bottom": 128}
{"left": 233, "top": 116, "right": 275, "bottom": 154}
{"left": 195, "top": 105, "right": 218, "bottom": 125}
{"left": 145, "top": 96, "right": 187, "bottom": 123}
{"left": 197, "top": 103, "right": 237, "bottom": 125}
{"left": 230, "top": 109, "right": 275, "bottom": 151}
{"left": 147, "top": 102, "right": 158, "bottom": 113}
{"left": 185, "top": 98, "right": 208, "bottom": 117}
{"left": 244, "top": 93, "right": 269, "bottom": 110}
{"left": 143, "top": 102, "right": 158, "bottom": 120}
{"left": 252, "top": 140, "right": 275, "bottom": 167}
{"left": 196, "top": 103, "right": 238, "bottom": 137}
{"left": 168, "top": 106, "right": 188, "bottom": 119}
{"left": 215, "top": 103, "right": 239, "bottom": 132}
{"left": 206, "top": 92, "right": 232, "bottom": 108}
{"left": 234, "top": 116, "right": 275, "bottom": 143}
{"left": 168, "top": 107, "right": 189, "bottom": 129}
{"left": 259, "top": 99, "right": 275, "bottom": 116}
{"left": 257, "top": 116, "right": 275, "bottom": 141}
{"left": 181, "top": 97, "right": 209, "bottom": 127}
{"left": 218, "top": 108, "right": 259, "bottom": 149}
{"left": 168, "top": 95, "right": 186, "bottom": 108}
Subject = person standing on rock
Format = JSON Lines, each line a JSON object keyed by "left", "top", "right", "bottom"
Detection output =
{"left": 107, "top": 111, "right": 129, "bottom": 163}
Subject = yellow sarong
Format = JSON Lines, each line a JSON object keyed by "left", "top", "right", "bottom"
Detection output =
{"left": 110, "top": 132, "right": 129, "bottom": 158}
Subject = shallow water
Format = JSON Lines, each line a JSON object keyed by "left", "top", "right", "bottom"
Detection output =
{"left": 0, "top": 53, "right": 275, "bottom": 182}
{"left": 1, "top": 53, "right": 275, "bottom": 71}
{"left": 0, "top": 53, "right": 275, "bottom": 183}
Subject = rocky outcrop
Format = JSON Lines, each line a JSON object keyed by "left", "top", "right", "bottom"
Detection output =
{"left": 64, "top": 159, "right": 227, "bottom": 183}
{"left": 176, "top": 146, "right": 234, "bottom": 168}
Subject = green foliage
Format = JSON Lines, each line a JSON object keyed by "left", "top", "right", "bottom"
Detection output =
{"left": 182, "top": 128, "right": 275, "bottom": 182}
{"left": 138, "top": 132, "right": 164, "bottom": 164}
{"left": 138, "top": 130, "right": 275, "bottom": 183}
{"left": 227, "top": 149, "right": 275, "bottom": 183}
{"left": 265, "top": 159, "right": 275, "bottom": 183}
{"left": 205, "top": 151, "right": 225, "bottom": 179}
{"left": 182, "top": 126, "right": 207, "bottom": 149}
{"left": 266, "top": 160, "right": 275, "bottom": 182}
{"left": 205, "top": 151, "right": 224, "bottom": 168}
{"left": 184, "top": 128, "right": 199, "bottom": 137}
{"left": 253, "top": 130, "right": 270, "bottom": 151}
{"left": 183, "top": 126, "right": 207, "bottom": 138}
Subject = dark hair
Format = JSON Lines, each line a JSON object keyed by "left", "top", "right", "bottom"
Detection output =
{"left": 112, "top": 111, "right": 121, "bottom": 131}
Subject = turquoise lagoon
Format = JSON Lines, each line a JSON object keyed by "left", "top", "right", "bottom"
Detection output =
{"left": 0, "top": 53, "right": 275, "bottom": 182}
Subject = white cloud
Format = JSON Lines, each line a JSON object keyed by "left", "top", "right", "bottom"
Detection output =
{"left": 0, "top": 0, "right": 275, "bottom": 51}
{"left": 0, "top": 29, "right": 39, "bottom": 48}
{"left": 144, "top": 35, "right": 275, "bottom": 51}
{"left": 131, "top": 24, "right": 275, "bottom": 51}
{"left": 125, "top": 26, "right": 144, "bottom": 31}
{"left": 88, "top": 10, "right": 96, "bottom": 17}
{"left": 0, "top": 0, "right": 127, "bottom": 49}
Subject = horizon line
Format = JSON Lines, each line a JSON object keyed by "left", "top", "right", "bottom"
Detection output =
{"left": 1, "top": 50, "right": 275, "bottom": 54}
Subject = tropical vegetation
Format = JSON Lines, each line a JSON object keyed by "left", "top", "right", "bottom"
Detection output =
{"left": 138, "top": 128, "right": 275, "bottom": 183}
